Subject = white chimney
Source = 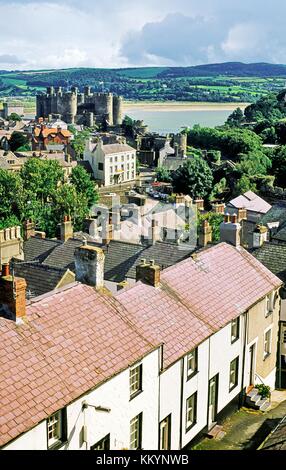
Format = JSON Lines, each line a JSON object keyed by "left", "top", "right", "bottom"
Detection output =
{"left": 74, "top": 245, "right": 105, "bottom": 289}
{"left": 220, "top": 213, "right": 241, "bottom": 247}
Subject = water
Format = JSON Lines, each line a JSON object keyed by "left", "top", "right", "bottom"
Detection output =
{"left": 124, "top": 108, "right": 233, "bottom": 134}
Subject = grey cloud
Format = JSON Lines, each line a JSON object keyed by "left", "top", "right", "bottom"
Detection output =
{"left": 0, "top": 54, "right": 22, "bottom": 64}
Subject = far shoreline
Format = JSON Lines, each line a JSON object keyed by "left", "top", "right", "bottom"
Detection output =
{"left": 123, "top": 101, "right": 250, "bottom": 112}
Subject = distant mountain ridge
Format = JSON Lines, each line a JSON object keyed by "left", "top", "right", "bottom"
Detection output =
{"left": 1, "top": 62, "right": 286, "bottom": 79}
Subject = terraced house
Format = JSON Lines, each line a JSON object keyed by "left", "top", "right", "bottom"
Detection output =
{"left": 0, "top": 241, "right": 282, "bottom": 450}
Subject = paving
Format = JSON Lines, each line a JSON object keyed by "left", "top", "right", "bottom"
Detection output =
{"left": 192, "top": 391, "right": 286, "bottom": 450}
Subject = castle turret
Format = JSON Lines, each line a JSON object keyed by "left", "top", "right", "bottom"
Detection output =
{"left": 93, "top": 92, "right": 113, "bottom": 125}
{"left": 113, "top": 95, "right": 123, "bottom": 125}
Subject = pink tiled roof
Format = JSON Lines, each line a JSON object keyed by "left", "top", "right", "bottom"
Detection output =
{"left": 0, "top": 283, "right": 157, "bottom": 447}
{"left": 118, "top": 243, "right": 282, "bottom": 369}
{"left": 228, "top": 190, "right": 271, "bottom": 214}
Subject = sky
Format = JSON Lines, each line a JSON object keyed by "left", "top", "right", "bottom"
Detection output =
{"left": 0, "top": 0, "right": 284, "bottom": 70}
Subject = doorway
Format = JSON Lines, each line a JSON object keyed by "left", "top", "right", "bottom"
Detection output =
{"left": 208, "top": 374, "right": 218, "bottom": 428}
{"left": 159, "top": 415, "right": 171, "bottom": 450}
{"left": 249, "top": 344, "right": 256, "bottom": 386}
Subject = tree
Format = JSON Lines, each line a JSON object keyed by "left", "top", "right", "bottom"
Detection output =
{"left": 70, "top": 165, "right": 98, "bottom": 207}
{"left": 233, "top": 175, "right": 257, "bottom": 196}
{"left": 226, "top": 107, "right": 244, "bottom": 127}
{"left": 236, "top": 151, "right": 272, "bottom": 177}
{"left": 155, "top": 166, "right": 171, "bottom": 182}
{"left": 0, "top": 169, "right": 23, "bottom": 224}
{"left": 171, "top": 156, "right": 213, "bottom": 199}
{"left": 8, "top": 112, "right": 22, "bottom": 122}
{"left": 9, "top": 132, "right": 30, "bottom": 152}
{"left": 20, "top": 158, "right": 65, "bottom": 203}
{"left": 69, "top": 126, "right": 92, "bottom": 160}
{"left": 270, "top": 146, "right": 286, "bottom": 187}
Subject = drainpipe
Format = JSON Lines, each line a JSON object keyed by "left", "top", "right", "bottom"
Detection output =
{"left": 206, "top": 337, "right": 211, "bottom": 429}
{"left": 239, "top": 312, "right": 248, "bottom": 407}
{"left": 278, "top": 321, "right": 282, "bottom": 389}
{"left": 179, "top": 357, "right": 184, "bottom": 450}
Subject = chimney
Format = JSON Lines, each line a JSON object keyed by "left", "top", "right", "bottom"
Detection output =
{"left": 199, "top": 220, "right": 212, "bottom": 247}
{"left": 102, "top": 223, "right": 113, "bottom": 245}
{"left": 220, "top": 214, "right": 241, "bottom": 247}
{"left": 74, "top": 245, "right": 105, "bottom": 289}
{"left": 24, "top": 219, "right": 35, "bottom": 240}
{"left": 211, "top": 203, "right": 225, "bottom": 214}
{"left": 151, "top": 219, "right": 160, "bottom": 244}
{"left": 237, "top": 208, "right": 247, "bottom": 222}
{"left": 252, "top": 225, "right": 268, "bottom": 249}
{"left": 0, "top": 265, "right": 27, "bottom": 321}
{"left": 136, "top": 259, "right": 160, "bottom": 288}
{"left": 195, "top": 199, "right": 204, "bottom": 211}
{"left": 60, "top": 215, "right": 73, "bottom": 242}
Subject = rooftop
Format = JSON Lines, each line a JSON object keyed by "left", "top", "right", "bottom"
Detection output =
{"left": 118, "top": 242, "right": 281, "bottom": 368}
{"left": 228, "top": 191, "right": 271, "bottom": 214}
{"left": 252, "top": 242, "right": 286, "bottom": 283}
{"left": 0, "top": 283, "right": 158, "bottom": 447}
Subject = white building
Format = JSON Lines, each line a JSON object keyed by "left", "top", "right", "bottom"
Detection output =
{"left": 84, "top": 139, "right": 136, "bottom": 186}
{"left": 0, "top": 242, "right": 282, "bottom": 450}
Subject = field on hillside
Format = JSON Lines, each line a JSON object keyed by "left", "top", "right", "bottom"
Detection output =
{"left": 1, "top": 63, "right": 286, "bottom": 103}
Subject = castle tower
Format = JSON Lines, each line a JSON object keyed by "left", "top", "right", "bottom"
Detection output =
{"left": 93, "top": 93, "right": 113, "bottom": 125}
{"left": 173, "top": 133, "right": 187, "bottom": 157}
{"left": 113, "top": 95, "right": 123, "bottom": 125}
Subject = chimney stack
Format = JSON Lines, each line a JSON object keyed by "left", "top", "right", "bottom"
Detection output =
{"left": 151, "top": 219, "right": 160, "bottom": 245}
{"left": 74, "top": 245, "right": 105, "bottom": 289}
{"left": 24, "top": 219, "right": 35, "bottom": 241}
{"left": 237, "top": 208, "right": 247, "bottom": 222}
{"left": 0, "top": 265, "right": 27, "bottom": 321}
{"left": 252, "top": 225, "right": 268, "bottom": 249}
{"left": 199, "top": 220, "right": 212, "bottom": 247}
{"left": 60, "top": 215, "right": 73, "bottom": 242}
{"left": 195, "top": 199, "right": 204, "bottom": 211}
{"left": 136, "top": 259, "right": 160, "bottom": 287}
{"left": 220, "top": 214, "right": 241, "bottom": 247}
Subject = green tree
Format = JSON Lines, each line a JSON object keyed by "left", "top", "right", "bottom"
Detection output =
{"left": 270, "top": 146, "right": 286, "bottom": 187}
{"left": 8, "top": 112, "right": 22, "bottom": 122}
{"left": 198, "top": 212, "right": 224, "bottom": 242}
{"left": 70, "top": 165, "right": 98, "bottom": 207}
{"left": 172, "top": 156, "right": 213, "bottom": 199}
{"left": 20, "top": 158, "right": 65, "bottom": 203}
{"left": 9, "top": 132, "right": 30, "bottom": 152}
{"left": 233, "top": 175, "right": 257, "bottom": 196}
{"left": 69, "top": 126, "right": 92, "bottom": 160}
{"left": 226, "top": 107, "right": 244, "bottom": 126}
{"left": 0, "top": 169, "right": 23, "bottom": 224}
{"left": 155, "top": 166, "right": 171, "bottom": 182}
{"left": 236, "top": 151, "right": 272, "bottom": 177}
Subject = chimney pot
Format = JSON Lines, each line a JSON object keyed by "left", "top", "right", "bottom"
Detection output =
{"left": 2, "top": 263, "right": 9, "bottom": 277}
{"left": 136, "top": 260, "right": 160, "bottom": 287}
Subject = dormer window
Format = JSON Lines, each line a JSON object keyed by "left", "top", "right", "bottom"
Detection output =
{"left": 47, "top": 408, "right": 67, "bottom": 449}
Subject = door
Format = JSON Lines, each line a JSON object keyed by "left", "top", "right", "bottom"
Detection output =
{"left": 90, "top": 434, "right": 110, "bottom": 450}
{"left": 208, "top": 375, "right": 218, "bottom": 428}
{"left": 159, "top": 415, "right": 171, "bottom": 450}
{"left": 249, "top": 344, "right": 256, "bottom": 386}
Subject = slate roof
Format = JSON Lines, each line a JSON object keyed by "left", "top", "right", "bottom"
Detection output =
{"left": 0, "top": 283, "right": 158, "bottom": 448}
{"left": 118, "top": 242, "right": 282, "bottom": 368}
{"left": 40, "top": 237, "right": 194, "bottom": 282}
{"left": 101, "top": 144, "right": 135, "bottom": 155}
{"left": 104, "top": 240, "right": 194, "bottom": 282}
{"left": 228, "top": 191, "right": 271, "bottom": 214}
{"left": 23, "top": 237, "right": 61, "bottom": 263}
{"left": 10, "top": 262, "right": 69, "bottom": 298}
{"left": 260, "top": 201, "right": 286, "bottom": 226}
{"left": 252, "top": 242, "right": 286, "bottom": 283}
{"left": 260, "top": 415, "right": 286, "bottom": 450}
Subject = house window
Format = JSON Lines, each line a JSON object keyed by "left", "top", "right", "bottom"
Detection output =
{"left": 121, "top": 155, "right": 124, "bottom": 161}
{"left": 98, "top": 162, "right": 104, "bottom": 171}
{"left": 231, "top": 317, "right": 240, "bottom": 343}
{"left": 186, "top": 348, "right": 197, "bottom": 379}
{"left": 130, "top": 363, "right": 142, "bottom": 398}
{"left": 47, "top": 409, "right": 67, "bottom": 449}
{"left": 131, "top": 171, "right": 134, "bottom": 178}
{"left": 127, "top": 171, "right": 130, "bottom": 179}
{"left": 264, "top": 329, "right": 272, "bottom": 359}
{"left": 229, "top": 357, "right": 239, "bottom": 391}
{"left": 109, "top": 157, "right": 113, "bottom": 163}
{"left": 109, "top": 175, "right": 113, "bottom": 184}
{"left": 186, "top": 392, "right": 197, "bottom": 432}
{"left": 283, "top": 328, "right": 286, "bottom": 344}
{"left": 130, "top": 413, "right": 142, "bottom": 449}
{"left": 121, "top": 164, "right": 124, "bottom": 170}
{"left": 115, "top": 156, "right": 118, "bottom": 162}
{"left": 266, "top": 294, "right": 273, "bottom": 317}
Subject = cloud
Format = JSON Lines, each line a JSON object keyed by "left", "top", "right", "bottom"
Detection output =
{"left": 0, "top": 0, "right": 285, "bottom": 69}
{"left": 0, "top": 54, "right": 22, "bottom": 65}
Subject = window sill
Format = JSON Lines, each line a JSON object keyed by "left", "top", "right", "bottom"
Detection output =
{"left": 265, "top": 311, "right": 273, "bottom": 318}
{"left": 187, "top": 370, "right": 198, "bottom": 382}
{"left": 263, "top": 353, "right": 271, "bottom": 361}
{"left": 48, "top": 440, "right": 67, "bottom": 450}
{"left": 229, "top": 383, "right": 238, "bottom": 393}
{"left": 186, "top": 421, "right": 197, "bottom": 433}
{"left": 129, "top": 389, "right": 143, "bottom": 401}
{"left": 231, "top": 337, "right": 239, "bottom": 345}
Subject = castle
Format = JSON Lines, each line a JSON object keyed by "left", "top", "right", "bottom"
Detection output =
{"left": 36, "top": 86, "right": 123, "bottom": 127}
